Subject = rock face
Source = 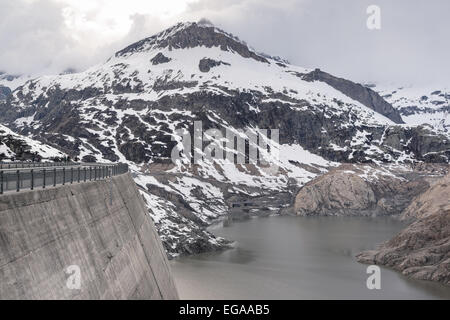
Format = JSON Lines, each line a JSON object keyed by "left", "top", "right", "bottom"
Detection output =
{"left": 151, "top": 52, "right": 171, "bottom": 65}
{"left": 302, "top": 69, "right": 404, "bottom": 124}
{"left": 401, "top": 172, "right": 450, "bottom": 221}
{"left": 198, "top": 58, "right": 230, "bottom": 72}
{"left": 294, "top": 164, "right": 433, "bottom": 217}
{"left": 0, "top": 86, "right": 11, "bottom": 101}
{"left": 357, "top": 172, "right": 450, "bottom": 286}
{"left": 0, "top": 173, "right": 179, "bottom": 299}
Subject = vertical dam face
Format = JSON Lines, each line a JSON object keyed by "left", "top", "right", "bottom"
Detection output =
{"left": 0, "top": 173, "right": 178, "bottom": 300}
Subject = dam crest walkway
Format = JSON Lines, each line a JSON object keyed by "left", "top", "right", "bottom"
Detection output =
{"left": 0, "top": 162, "right": 128, "bottom": 195}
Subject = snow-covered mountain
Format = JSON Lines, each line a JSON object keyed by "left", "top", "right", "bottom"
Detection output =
{"left": 373, "top": 84, "right": 449, "bottom": 135}
{"left": 0, "top": 124, "right": 65, "bottom": 161}
{"left": 0, "top": 21, "right": 449, "bottom": 257}
{"left": 0, "top": 72, "right": 32, "bottom": 102}
{"left": 0, "top": 72, "right": 32, "bottom": 91}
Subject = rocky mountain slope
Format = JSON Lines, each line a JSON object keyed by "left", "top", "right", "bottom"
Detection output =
{"left": 303, "top": 70, "right": 404, "bottom": 124}
{"left": 0, "top": 21, "right": 449, "bottom": 257}
{"left": 357, "top": 171, "right": 450, "bottom": 286}
{"left": 0, "top": 124, "right": 65, "bottom": 161}
{"left": 373, "top": 84, "right": 449, "bottom": 135}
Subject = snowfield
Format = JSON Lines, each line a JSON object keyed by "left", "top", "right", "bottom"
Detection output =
{"left": 374, "top": 83, "right": 449, "bottom": 135}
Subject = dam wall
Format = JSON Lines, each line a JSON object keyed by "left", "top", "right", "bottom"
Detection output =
{"left": 0, "top": 173, "right": 178, "bottom": 299}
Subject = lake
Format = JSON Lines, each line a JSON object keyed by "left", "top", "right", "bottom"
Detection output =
{"left": 171, "top": 215, "right": 450, "bottom": 299}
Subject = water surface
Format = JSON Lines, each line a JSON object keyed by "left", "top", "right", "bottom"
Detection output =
{"left": 171, "top": 216, "right": 450, "bottom": 299}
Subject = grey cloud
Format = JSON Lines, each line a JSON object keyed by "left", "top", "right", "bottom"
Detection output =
{"left": 0, "top": 0, "right": 70, "bottom": 75}
{"left": 181, "top": 0, "right": 450, "bottom": 84}
{"left": 0, "top": 0, "right": 106, "bottom": 75}
{"left": 0, "top": 0, "right": 170, "bottom": 76}
{"left": 0, "top": 0, "right": 449, "bottom": 85}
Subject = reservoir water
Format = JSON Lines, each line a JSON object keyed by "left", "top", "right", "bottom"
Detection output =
{"left": 171, "top": 215, "right": 450, "bottom": 299}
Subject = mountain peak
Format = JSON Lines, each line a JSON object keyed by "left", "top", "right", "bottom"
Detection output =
{"left": 115, "top": 21, "right": 270, "bottom": 64}
{"left": 197, "top": 18, "right": 214, "bottom": 27}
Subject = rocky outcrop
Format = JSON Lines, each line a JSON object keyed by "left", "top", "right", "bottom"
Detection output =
{"left": 151, "top": 52, "right": 171, "bottom": 65}
{"left": 145, "top": 182, "right": 232, "bottom": 256}
{"left": 401, "top": 171, "right": 450, "bottom": 221}
{"left": 294, "top": 164, "right": 433, "bottom": 217}
{"left": 357, "top": 172, "right": 450, "bottom": 286}
{"left": 0, "top": 86, "right": 11, "bottom": 101}
{"left": 198, "top": 58, "right": 230, "bottom": 72}
{"left": 302, "top": 69, "right": 404, "bottom": 124}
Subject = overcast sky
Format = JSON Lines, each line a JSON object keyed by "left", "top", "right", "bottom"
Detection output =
{"left": 0, "top": 0, "right": 448, "bottom": 85}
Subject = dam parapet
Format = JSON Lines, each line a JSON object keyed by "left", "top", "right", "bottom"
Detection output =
{"left": 0, "top": 162, "right": 128, "bottom": 194}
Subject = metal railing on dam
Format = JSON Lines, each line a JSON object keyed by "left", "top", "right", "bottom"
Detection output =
{"left": 0, "top": 162, "right": 128, "bottom": 194}
{"left": 0, "top": 162, "right": 80, "bottom": 170}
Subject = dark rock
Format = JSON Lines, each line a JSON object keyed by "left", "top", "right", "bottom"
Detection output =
{"left": 302, "top": 69, "right": 404, "bottom": 124}
{"left": 151, "top": 52, "right": 171, "bottom": 65}
{"left": 0, "top": 86, "right": 11, "bottom": 100}
{"left": 199, "top": 58, "right": 230, "bottom": 72}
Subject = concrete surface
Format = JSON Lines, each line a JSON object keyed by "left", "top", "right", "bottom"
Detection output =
{"left": 0, "top": 173, "right": 179, "bottom": 300}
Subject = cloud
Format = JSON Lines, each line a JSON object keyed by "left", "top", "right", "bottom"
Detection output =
{"left": 0, "top": 0, "right": 69, "bottom": 75}
{"left": 181, "top": 0, "right": 450, "bottom": 84}
{"left": 0, "top": 0, "right": 449, "bottom": 85}
{"left": 0, "top": 0, "right": 182, "bottom": 76}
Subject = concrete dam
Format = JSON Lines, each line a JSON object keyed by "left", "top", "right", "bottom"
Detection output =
{"left": 0, "top": 164, "right": 179, "bottom": 299}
